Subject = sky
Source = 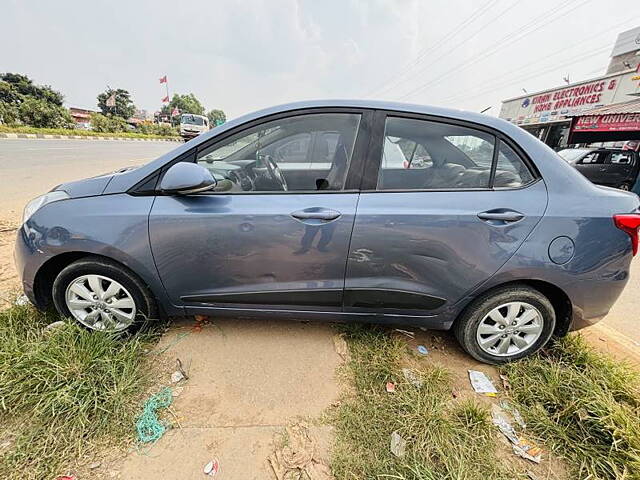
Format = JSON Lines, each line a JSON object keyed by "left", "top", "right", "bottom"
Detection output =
{"left": 2, "top": 0, "right": 639, "bottom": 120}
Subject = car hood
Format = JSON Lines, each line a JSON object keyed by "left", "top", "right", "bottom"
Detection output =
{"left": 54, "top": 166, "right": 140, "bottom": 198}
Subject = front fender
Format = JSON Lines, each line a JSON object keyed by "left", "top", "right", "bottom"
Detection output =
{"left": 17, "top": 194, "right": 182, "bottom": 315}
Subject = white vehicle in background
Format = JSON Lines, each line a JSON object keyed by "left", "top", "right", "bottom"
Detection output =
{"left": 179, "top": 114, "right": 209, "bottom": 140}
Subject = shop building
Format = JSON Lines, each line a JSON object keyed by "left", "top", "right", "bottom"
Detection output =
{"left": 499, "top": 26, "right": 640, "bottom": 149}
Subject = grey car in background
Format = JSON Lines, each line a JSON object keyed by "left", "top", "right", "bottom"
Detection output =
{"left": 14, "top": 100, "right": 640, "bottom": 364}
{"left": 558, "top": 147, "right": 640, "bottom": 191}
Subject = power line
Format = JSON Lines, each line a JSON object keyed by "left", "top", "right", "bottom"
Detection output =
{"left": 398, "top": 0, "right": 590, "bottom": 101}
{"left": 374, "top": 0, "right": 519, "bottom": 98}
{"left": 439, "top": 46, "right": 612, "bottom": 106}
{"left": 430, "top": 17, "right": 640, "bottom": 101}
{"left": 365, "top": 0, "right": 498, "bottom": 97}
{"left": 430, "top": 14, "right": 639, "bottom": 106}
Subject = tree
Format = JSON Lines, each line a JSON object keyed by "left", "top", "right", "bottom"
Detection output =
{"left": 89, "top": 112, "right": 128, "bottom": 133}
{"left": 0, "top": 73, "right": 64, "bottom": 106}
{"left": 161, "top": 93, "right": 205, "bottom": 116}
{"left": 18, "top": 97, "right": 74, "bottom": 129}
{"left": 207, "top": 109, "right": 226, "bottom": 126}
{"left": 97, "top": 88, "right": 136, "bottom": 119}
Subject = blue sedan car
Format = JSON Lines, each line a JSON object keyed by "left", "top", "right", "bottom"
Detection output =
{"left": 14, "top": 100, "right": 640, "bottom": 364}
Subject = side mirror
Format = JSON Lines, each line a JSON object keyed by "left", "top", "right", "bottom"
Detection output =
{"left": 160, "top": 163, "right": 217, "bottom": 195}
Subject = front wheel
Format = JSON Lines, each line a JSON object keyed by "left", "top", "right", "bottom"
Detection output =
{"left": 453, "top": 285, "right": 556, "bottom": 364}
{"left": 52, "top": 257, "right": 157, "bottom": 333}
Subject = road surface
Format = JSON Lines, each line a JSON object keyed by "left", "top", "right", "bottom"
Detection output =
{"left": 0, "top": 138, "right": 177, "bottom": 221}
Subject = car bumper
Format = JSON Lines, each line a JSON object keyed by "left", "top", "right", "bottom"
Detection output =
{"left": 14, "top": 225, "right": 41, "bottom": 306}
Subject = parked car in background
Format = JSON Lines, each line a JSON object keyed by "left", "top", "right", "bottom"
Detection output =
{"left": 14, "top": 100, "right": 640, "bottom": 365}
{"left": 557, "top": 147, "right": 640, "bottom": 191}
{"left": 179, "top": 113, "right": 209, "bottom": 140}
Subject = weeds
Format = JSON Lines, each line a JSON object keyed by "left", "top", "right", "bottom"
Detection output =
{"left": 331, "top": 324, "right": 511, "bottom": 480}
{"left": 0, "top": 305, "right": 155, "bottom": 479}
{"left": 503, "top": 334, "right": 640, "bottom": 479}
{"left": 0, "top": 124, "right": 178, "bottom": 139}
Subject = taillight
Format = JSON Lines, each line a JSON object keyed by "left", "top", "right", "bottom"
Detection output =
{"left": 613, "top": 214, "right": 640, "bottom": 256}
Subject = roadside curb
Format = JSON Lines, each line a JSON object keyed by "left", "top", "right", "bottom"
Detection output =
{"left": 0, "top": 132, "right": 183, "bottom": 142}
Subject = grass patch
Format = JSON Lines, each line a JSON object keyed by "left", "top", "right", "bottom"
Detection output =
{"left": 0, "top": 305, "right": 156, "bottom": 479}
{"left": 331, "top": 325, "right": 512, "bottom": 480}
{"left": 0, "top": 124, "right": 179, "bottom": 140}
{"left": 502, "top": 334, "right": 640, "bottom": 479}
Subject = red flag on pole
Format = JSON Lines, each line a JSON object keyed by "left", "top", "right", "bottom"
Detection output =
{"left": 161, "top": 96, "right": 169, "bottom": 103}
{"left": 171, "top": 107, "right": 180, "bottom": 117}
{"left": 159, "top": 75, "right": 167, "bottom": 84}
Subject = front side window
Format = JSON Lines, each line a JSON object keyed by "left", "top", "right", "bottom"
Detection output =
{"left": 377, "top": 117, "right": 495, "bottom": 190}
{"left": 196, "top": 113, "right": 361, "bottom": 192}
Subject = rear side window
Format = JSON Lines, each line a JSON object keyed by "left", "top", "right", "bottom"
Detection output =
{"left": 376, "top": 116, "right": 535, "bottom": 191}
{"left": 494, "top": 142, "right": 534, "bottom": 188}
{"left": 377, "top": 117, "right": 495, "bottom": 190}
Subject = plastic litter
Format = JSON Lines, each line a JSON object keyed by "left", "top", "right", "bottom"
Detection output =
{"left": 402, "top": 368, "right": 423, "bottom": 387}
{"left": 394, "top": 328, "right": 415, "bottom": 338}
{"left": 204, "top": 459, "right": 220, "bottom": 476}
{"left": 88, "top": 461, "right": 101, "bottom": 470}
{"left": 417, "top": 345, "right": 429, "bottom": 355}
{"left": 491, "top": 405, "right": 541, "bottom": 463}
{"left": 390, "top": 431, "right": 406, "bottom": 457}
{"left": 499, "top": 400, "right": 526, "bottom": 429}
{"left": 170, "top": 371, "right": 185, "bottom": 383}
{"left": 385, "top": 381, "right": 396, "bottom": 393}
{"left": 499, "top": 374, "right": 511, "bottom": 390}
{"left": 15, "top": 294, "right": 30, "bottom": 306}
{"left": 468, "top": 370, "right": 498, "bottom": 396}
{"left": 43, "top": 321, "right": 66, "bottom": 333}
{"left": 56, "top": 476, "right": 75, "bottom": 480}
{"left": 135, "top": 387, "right": 173, "bottom": 443}
{"left": 268, "top": 422, "right": 332, "bottom": 480}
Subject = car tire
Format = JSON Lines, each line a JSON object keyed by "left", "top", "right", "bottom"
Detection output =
{"left": 52, "top": 256, "right": 158, "bottom": 334}
{"left": 453, "top": 285, "right": 555, "bottom": 365}
{"left": 619, "top": 182, "right": 632, "bottom": 191}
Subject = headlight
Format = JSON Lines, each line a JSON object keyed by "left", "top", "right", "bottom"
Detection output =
{"left": 22, "top": 191, "right": 70, "bottom": 224}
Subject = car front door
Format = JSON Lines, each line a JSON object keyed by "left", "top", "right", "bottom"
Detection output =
{"left": 344, "top": 112, "right": 547, "bottom": 321}
{"left": 149, "top": 110, "right": 370, "bottom": 312}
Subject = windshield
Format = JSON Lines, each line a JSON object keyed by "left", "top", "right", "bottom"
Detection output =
{"left": 557, "top": 148, "right": 590, "bottom": 162}
{"left": 181, "top": 115, "right": 205, "bottom": 126}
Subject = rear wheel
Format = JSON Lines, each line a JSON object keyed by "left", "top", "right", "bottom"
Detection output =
{"left": 52, "top": 257, "right": 157, "bottom": 333}
{"left": 454, "top": 285, "right": 555, "bottom": 364}
{"left": 619, "top": 182, "right": 632, "bottom": 191}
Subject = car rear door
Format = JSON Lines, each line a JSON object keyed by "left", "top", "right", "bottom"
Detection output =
{"left": 574, "top": 151, "right": 608, "bottom": 185}
{"left": 600, "top": 151, "right": 635, "bottom": 187}
{"left": 344, "top": 111, "right": 547, "bottom": 319}
{"left": 149, "top": 109, "right": 371, "bottom": 312}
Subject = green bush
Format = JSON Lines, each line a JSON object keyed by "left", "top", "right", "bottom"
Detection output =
{"left": 89, "top": 112, "right": 129, "bottom": 133}
{"left": 136, "top": 121, "right": 178, "bottom": 136}
{"left": 0, "top": 124, "right": 179, "bottom": 140}
{"left": 17, "top": 97, "right": 74, "bottom": 129}
{"left": 0, "top": 101, "right": 18, "bottom": 124}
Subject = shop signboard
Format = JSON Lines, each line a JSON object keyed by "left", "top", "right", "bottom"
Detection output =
{"left": 573, "top": 113, "right": 640, "bottom": 132}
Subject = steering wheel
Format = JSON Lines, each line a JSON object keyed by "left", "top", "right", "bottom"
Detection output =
{"left": 261, "top": 154, "right": 288, "bottom": 191}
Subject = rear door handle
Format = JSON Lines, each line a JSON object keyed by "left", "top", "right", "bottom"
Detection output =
{"left": 291, "top": 208, "right": 341, "bottom": 222}
{"left": 477, "top": 210, "right": 524, "bottom": 223}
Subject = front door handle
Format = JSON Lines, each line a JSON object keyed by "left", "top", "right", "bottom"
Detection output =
{"left": 477, "top": 209, "right": 524, "bottom": 223}
{"left": 291, "top": 208, "right": 341, "bottom": 222}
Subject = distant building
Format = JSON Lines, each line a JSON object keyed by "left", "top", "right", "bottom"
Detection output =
{"left": 69, "top": 107, "right": 96, "bottom": 129}
{"left": 500, "top": 26, "right": 640, "bottom": 149}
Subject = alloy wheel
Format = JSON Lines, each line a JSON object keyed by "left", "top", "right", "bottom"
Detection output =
{"left": 64, "top": 274, "right": 137, "bottom": 332}
{"left": 475, "top": 301, "right": 543, "bottom": 357}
